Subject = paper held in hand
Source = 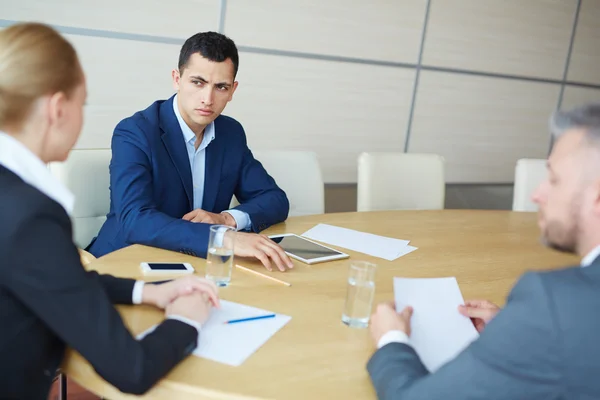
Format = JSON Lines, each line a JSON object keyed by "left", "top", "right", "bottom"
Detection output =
{"left": 393, "top": 277, "right": 479, "bottom": 372}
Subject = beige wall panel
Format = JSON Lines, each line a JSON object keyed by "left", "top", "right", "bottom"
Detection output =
{"left": 561, "top": 86, "right": 600, "bottom": 110}
{"left": 0, "top": 0, "right": 219, "bottom": 38}
{"left": 225, "top": 53, "right": 416, "bottom": 183}
{"left": 422, "top": 0, "right": 577, "bottom": 79}
{"left": 224, "top": 0, "right": 427, "bottom": 63}
{"left": 408, "top": 71, "right": 560, "bottom": 183}
{"left": 567, "top": 0, "right": 600, "bottom": 85}
{"left": 67, "top": 35, "right": 178, "bottom": 148}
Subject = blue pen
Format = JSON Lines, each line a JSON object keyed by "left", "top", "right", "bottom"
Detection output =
{"left": 225, "top": 314, "right": 276, "bottom": 324}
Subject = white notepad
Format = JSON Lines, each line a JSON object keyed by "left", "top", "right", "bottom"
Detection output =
{"left": 302, "top": 223, "right": 417, "bottom": 261}
{"left": 138, "top": 300, "right": 291, "bottom": 366}
{"left": 393, "top": 277, "right": 479, "bottom": 372}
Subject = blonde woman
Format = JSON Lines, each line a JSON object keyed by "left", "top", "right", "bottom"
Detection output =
{"left": 0, "top": 23, "right": 220, "bottom": 398}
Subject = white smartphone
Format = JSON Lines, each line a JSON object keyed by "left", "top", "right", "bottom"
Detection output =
{"left": 140, "top": 262, "right": 195, "bottom": 275}
{"left": 268, "top": 233, "right": 349, "bottom": 265}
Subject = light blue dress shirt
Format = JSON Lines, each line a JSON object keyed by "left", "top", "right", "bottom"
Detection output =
{"left": 173, "top": 95, "right": 251, "bottom": 230}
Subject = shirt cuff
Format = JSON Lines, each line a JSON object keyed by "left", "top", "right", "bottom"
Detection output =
{"left": 167, "top": 315, "right": 202, "bottom": 336}
{"left": 132, "top": 280, "right": 145, "bottom": 304}
{"left": 377, "top": 330, "right": 410, "bottom": 349}
{"left": 223, "top": 209, "right": 251, "bottom": 231}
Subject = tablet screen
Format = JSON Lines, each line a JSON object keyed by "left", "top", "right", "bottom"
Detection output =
{"left": 270, "top": 235, "right": 343, "bottom": 260}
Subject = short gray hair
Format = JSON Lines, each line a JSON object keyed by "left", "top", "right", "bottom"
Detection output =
{"left": 550, "top": 103, "right": 600, "bottom": 143}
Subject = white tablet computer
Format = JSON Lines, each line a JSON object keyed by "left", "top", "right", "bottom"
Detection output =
{"left": 269, "top": 233, "right": 349, "bottom": 264}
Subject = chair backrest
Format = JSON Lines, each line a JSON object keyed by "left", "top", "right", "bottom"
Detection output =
{"left": 512, "top": 158, "right": 547, "bottom": 212}
{"left": 357, "top": 152, "right": 445, "bottom": 211}
{"left": 231, "top": 150, "right": 325, "bottom": 216}
{"left": 48, "top": 149, "right": 112, "bottom": 248}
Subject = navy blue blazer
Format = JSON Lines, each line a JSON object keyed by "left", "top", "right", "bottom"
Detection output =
{"left": 89, "top": 96, "right": 289, "bottom": 258}
{"left": 0, "top": 166, "right": 197, "bottom": 398}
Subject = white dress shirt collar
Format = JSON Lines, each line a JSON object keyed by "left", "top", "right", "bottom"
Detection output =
{"left": 0, "top": 131, "right": 74, "bottom": 214}
{"left": 581, "top": 245, "right": 600, "bottom": 268}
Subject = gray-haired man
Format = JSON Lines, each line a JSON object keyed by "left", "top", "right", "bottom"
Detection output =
{"left": 367, "top": 103, "right": 600, "bottom": 400}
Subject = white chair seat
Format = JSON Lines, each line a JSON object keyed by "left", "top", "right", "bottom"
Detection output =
{"left": 357, "top": 152, "right": 445, "bottom": 211}
{"left": 48, "top": 149, "right": 111, "bottom": 248}
{"left": 231, "top": 150, "right": 324, "bottom": 216}
{"left": 512, "top": 158, "right": 547, "bottom": 212}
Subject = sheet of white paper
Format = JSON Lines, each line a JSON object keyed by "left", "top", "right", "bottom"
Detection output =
{"left": 138, "top": 300, "right": 291, "bottom": 367}
{"left": 301, "top": 224, "right": 414, "bottom": 261}
{"left": 393, "top": 277, "right": 479, "bottom": 372}
{"left": 396, "top": 245, "right": 418, "bottom": 258}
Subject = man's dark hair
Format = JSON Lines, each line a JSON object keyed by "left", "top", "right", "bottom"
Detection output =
{"left": 178, "top": 31, "right": 239, "bottom": 77}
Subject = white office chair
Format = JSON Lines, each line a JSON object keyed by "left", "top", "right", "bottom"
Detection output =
{"left": 512, "top": 158, "right": 547, "bottom": 212}
{"left": 48, "top": 149, "right": 112, "bottom": 248}
{"left": 357, "top": 152, "right": 445, "bottom": 211}
{"left": 230, "top": 150, "right": 325, "bottom": 216}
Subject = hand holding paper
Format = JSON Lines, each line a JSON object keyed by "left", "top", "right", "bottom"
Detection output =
{"left": 370, "top": 302, "right": 414, "bottom": 343}
{"left": 371, "top": 277, "right": 480, "bottom": 372}
{"left": 458, "top": 299, "right": 501, "bottom": 333}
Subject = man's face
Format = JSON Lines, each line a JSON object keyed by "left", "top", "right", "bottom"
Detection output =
{"left": 172, "top": 53, "right": 238, "bottom": 130}
{"left": 532, "top": 129, "right": 591, "bottom": 253}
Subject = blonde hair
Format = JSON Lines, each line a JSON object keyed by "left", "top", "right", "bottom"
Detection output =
{"left": 0, "top": 23, "right": 83, "bottom": 131}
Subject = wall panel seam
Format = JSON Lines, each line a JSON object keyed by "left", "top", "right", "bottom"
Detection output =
{"left": 403, "top": 0, "right": 432, "bottom": 153}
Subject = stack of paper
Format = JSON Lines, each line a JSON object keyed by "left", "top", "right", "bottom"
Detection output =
{"left": 139, "top": 300, "right": 291, "bottom": 366}
{"left": 301, "top": 223, "right": 417, "bottom": 261}
{"left": 393, "top": 277, "right": 479, "bottom": 372}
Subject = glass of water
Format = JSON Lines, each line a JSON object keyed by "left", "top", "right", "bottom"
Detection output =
{"left": 342, "top": 261, "right": 377, "bottom": 328}
{"left": 205, "top": 224, "right": 235, "bottom": 287}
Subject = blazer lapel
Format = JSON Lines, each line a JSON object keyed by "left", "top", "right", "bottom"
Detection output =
{"left": 159, "top": 96, "right": 193, "bottom": 209}
{"left": 202, "top": 118, "right": 224, "bottom": 211}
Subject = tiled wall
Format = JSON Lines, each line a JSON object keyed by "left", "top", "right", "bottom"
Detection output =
{"left": 2, "top": 0, "right": 599, "bottom": 210}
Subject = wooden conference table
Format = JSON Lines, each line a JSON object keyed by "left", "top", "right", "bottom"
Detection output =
{"left": 62, "top": 210, "right": 578, "bottom": 399}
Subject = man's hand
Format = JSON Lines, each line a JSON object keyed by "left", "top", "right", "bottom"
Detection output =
{"left": 183, "top": 209, "right": 237, "bottom": 228}
{"left": 225, "top": 231, "right": 294, "bottom": 272}
{"left": 142, "top": 276, "right": 220, "bottom": 309}
{"left": 166, "top": 291, "right": 213, "bottom": 325}
{"left": 458, "top": 299, "right": 501, "bottom": 333}
{"left": 370, "top": 301, "right": 413, "bottom": 345}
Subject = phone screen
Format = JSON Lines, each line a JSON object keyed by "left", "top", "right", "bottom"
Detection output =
{"left": 147, "top": 263, "right": 189, "bottom": 271}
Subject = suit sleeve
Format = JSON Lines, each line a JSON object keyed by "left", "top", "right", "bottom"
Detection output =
{"left": 93, "top": 273, "right": 135, "bottom": 304}
{"left": 110, "top": 122, "right": 210, "bottom": 257}
{"left": 230, "top": 130, "right": 289, "bottom": 232}
{"left": 367, "top": 272, "right": 564, "bottom": 400}
{"left": 4, "top": 211, "right": 199, "bottom": 395}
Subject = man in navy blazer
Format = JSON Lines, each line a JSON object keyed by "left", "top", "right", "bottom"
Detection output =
{"left": 89, "top": 32, "right": 293, "bottom": 271}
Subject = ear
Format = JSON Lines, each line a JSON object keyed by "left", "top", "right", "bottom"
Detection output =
{"left": 228, "top": 81, "right": 239, "bottom": 102}
{"left": 47, "top": 91, "right": 67, "bottom": 127}
{"left": 172, "top": 68, "right": 181, "bottom": 91}
{"left": 591, "top": 177, "right": 600, "bottom": 217}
